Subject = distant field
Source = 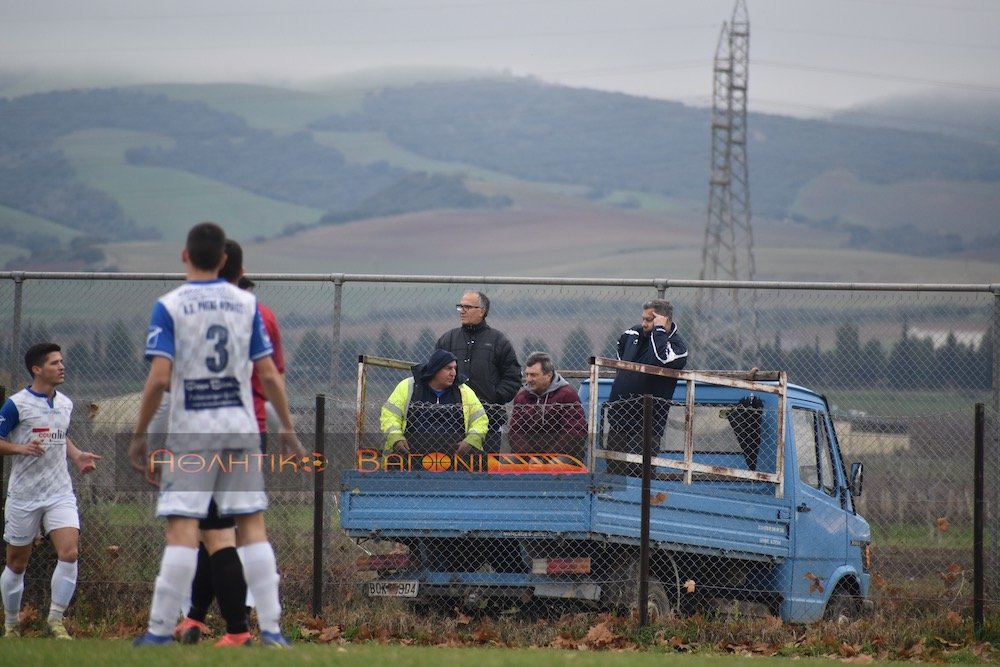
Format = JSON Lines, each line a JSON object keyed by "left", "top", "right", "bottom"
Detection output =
{"left": 132, "top": 83, "right": 367, "bottom": 134}
{"left": 792, "top": 169, "right": 1000, "bottom": 240}
{"left": 0, "top": 204, "right": 84, "bottom": 242}
{"left": 56, "top": 129, "right": 325, "bottom": 242}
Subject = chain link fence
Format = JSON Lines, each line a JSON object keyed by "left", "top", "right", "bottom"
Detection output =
{"left": 0, "top": 272, "right": 996, "bottom": 628}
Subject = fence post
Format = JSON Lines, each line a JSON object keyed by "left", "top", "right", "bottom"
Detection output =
{"left": 9, "top": 274, "right": 23, "bottom": 381}
{"left": 991, "top": 288, "right": 999, "bottom": 603}
{"left": 326, "top": 276, "right": 344, "bottom": 600}
{"left": 638, "top": 394, "right": 653, "bottom": 626}
{"left": 312, "top": 393, "right": 326, "bottom": 616}
{"left": 973, "top": 403, "right": 984, "bottom": 635}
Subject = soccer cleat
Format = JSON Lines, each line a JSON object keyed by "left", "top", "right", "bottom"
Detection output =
{"left": 215, "top": 631, "right": 253, "bottom": 647}
{"left": 173, "top": 617, "right": 209, "bottom": 644}
{"left": 132, "top": 632, "right": 174, "bottom": 646}
{"left": 47, "top": 619, "right": 73, "bottom": 640}
{"left": 3, "top": 626, "right": 21, "bottom": 638}
{"left": 260, "top": 630, "right": 291, "bottom": 648}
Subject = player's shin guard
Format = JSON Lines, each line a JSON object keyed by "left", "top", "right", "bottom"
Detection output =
{"left": 48, "top": 560, "right": 78, "bottom": 621}
{"left": 237, "top": 542, "right": 281, "bottom": 634}
{"left": 148, "top": 545, "right": 198, "bottom": 637}
{"left": 1, "top": 567, "right": 24, "bottom": 629}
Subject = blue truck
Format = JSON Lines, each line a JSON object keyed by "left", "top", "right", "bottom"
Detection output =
{"left": 342, "top": 358, "right": 872, "bottom": 623}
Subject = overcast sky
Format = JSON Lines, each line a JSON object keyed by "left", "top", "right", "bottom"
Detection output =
{"left": 2, "top": 0, "right": 998, "bottom": 118}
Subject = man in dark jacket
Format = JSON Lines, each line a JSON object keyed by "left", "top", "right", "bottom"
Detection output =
{"left": 606, "top": 299, "right": 689, "bottom": 463}
{"left": 437, "top": 291, "right": 521, "bottom": 453}
{"left": 508, "top": 351, "right": 587, "bottom": 458}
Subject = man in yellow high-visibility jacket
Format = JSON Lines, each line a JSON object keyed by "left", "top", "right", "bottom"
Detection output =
{"left": 380, "top": 349, "right": 488, "bottom": 455}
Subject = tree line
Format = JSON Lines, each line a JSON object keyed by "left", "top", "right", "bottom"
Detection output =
{"left": 2, "top": 318, "right": 988, "bottom": 400}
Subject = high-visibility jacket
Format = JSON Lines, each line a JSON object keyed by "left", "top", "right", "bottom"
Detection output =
{"left": 380, "top": 378, "right": 488, "bottom": 451}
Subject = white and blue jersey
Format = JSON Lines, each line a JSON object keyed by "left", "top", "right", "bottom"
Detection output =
{"left": 145, "top": 278, "right": 272, "bottom": 450}
{"left": 0, "top": 387, "right": 74, "bottom": 502}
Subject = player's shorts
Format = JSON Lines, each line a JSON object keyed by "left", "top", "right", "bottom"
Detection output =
{"left": 155, "top": 447, "right": 267, "bottom": 519}
{"left": 3, "top": 493, "right": 80, "bottom": 547}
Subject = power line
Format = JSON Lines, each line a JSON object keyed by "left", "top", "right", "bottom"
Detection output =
{"left": 754, "top": 60, "right": 1000, "bottom": 95}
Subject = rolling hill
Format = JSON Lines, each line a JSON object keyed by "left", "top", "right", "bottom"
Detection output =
{"left": 1, "top": 72, "right": 998, "bottom": 282}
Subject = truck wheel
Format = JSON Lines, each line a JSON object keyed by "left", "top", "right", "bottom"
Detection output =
{"left": 824, "top": 587, "right": 861, "bottom": 623}
{"left": 638, "top": 580, "right": 673, "bottom": 622}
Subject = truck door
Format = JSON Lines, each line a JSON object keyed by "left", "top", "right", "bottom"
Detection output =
{"left": 789, "top": 406, "right": 848, "bottom": 618}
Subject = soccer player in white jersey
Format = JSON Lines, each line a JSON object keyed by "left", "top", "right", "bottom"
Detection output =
{"left": 128, "top": 222, "right": 305, "bottom": 647}
{"left": 0, "top": 342, "right": 101, "bottom": 639}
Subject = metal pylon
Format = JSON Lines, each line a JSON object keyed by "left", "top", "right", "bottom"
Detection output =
{"left": 694, "top": 0, "right": 759, "bottom": 370}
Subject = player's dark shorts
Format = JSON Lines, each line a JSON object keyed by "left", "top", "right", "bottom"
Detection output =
{"left": 198, "top": 499, "right": 235, "bottom": 530}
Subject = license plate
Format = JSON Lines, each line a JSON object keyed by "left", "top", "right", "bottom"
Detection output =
{"left": 367, "top": 580, "right": 419, "bottom": 598}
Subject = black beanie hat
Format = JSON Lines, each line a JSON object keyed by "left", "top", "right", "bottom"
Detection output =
{"left": 420, "top": 349, "right": 457, "bottom": 381}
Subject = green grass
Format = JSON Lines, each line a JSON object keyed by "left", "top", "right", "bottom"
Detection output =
{"left": 871, "top": 523, "right": 985, "bottom": 549}
{"left": 826, "top": 389, "right": 989, "bottom": 416}
{"left": 55, "top": 129, "right": 325, "bottom": 242}
{"left": 0, "top": 639, "right": 938, "bottom": 666}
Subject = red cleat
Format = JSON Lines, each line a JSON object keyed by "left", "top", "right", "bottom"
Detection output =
{"left": 215, "top": 631, "right": 253, "bottom": 647}
{"left": 172, "top": 617, "right": 209, "bottom": 644}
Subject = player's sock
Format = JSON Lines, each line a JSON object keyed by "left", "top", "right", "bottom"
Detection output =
{"left": 210, "top": 547, "right": 249, "bottom": 634}
{"left": 148, "top": 545, "right": 198, "bottom": 637}
{"left": 1, "top": 567, "right": 24, "bottom": 630}
{"left": 48, "top": 560, "right": 78, "bottom": 621}
{"left": 186, "top": 543, "right": 213, "bottom": 623}
{"left": 238, "top": 542, "right": 281, "bottom": 634}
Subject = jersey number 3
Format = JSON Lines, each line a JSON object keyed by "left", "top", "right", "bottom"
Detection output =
{"left": 205, "top": 325, "right": 230, "bottom": 372}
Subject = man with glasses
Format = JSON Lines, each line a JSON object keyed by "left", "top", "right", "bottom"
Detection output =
{"left": 437, "top": 291, "right": 520, "bottom": 453}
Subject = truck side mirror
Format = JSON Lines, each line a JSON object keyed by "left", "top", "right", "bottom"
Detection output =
{"left": 849, "top": 462, "right": 864, "bottom": 497}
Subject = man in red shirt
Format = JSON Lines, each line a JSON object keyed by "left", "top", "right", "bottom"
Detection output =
{"left": 240, "top": 275, "right": 285, "bottom": 443}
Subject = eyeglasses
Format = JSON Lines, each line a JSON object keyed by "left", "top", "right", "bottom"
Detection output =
{"left": 455, "top": 304, "right": 482, "bottom": 312}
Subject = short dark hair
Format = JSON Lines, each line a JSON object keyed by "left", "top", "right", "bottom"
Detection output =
{"left": 219, "top": 239, "right": 243, "bottom": 284}
{"left": 643, "top": 299, "right": 673, "bottom": 319}
{"left": 524, "top": 351, "right": 554, "bottom": 376}
{"left": 25, "top": 342, "right": 61, "bottom": 377}
{"left": 186, "top": 222, "right": 227, "bottom": 271}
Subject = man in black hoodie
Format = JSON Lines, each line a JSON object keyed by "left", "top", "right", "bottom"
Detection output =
{"left": 437, "top": 291, "right": 521, "bottom": 453}
{"left": 606, "top": 299, "right": 689, "bottom": 465}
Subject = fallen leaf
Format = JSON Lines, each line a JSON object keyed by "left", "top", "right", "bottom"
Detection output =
{"left": 650, "top": 492, "right": 667, "bottom": 505}
{"left": 317, "top": 625, "right": 342, "bottom": 643}
{"left": 106, "top": 545, "right": 120, "bottom": 560}
{"left": 934, "top": 636, "right": 961, "bottom": 649}
{"left": 583, "top": 621, "right": 616, "bottom": 648}
{"left": 945, "top": 611, "right": 962, "bottom": 628}
{"left": 839, "top": 642, "right": 860, "bottom": 657}
{"left": 666, "top": 635, "right": 689, "bottom": 651}
{"left": 455, "top": 610, "right": 472, "bottom": 626}
{"left": 936, "top": 516, "right": 949, "bottom": 533}
{"left": 684, "top": 579, "right": 696, "bottom": 593}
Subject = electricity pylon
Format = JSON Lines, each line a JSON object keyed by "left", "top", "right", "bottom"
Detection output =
{"left": 694, "top": 0, "right": 759, "bottom": 370}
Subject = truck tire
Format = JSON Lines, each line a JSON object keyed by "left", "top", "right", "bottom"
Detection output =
{"left": 642, "top": 580, "right": 674, "bottom": 622}
{"left": 823, "top": 586, "right": 861, "bottom": 622}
